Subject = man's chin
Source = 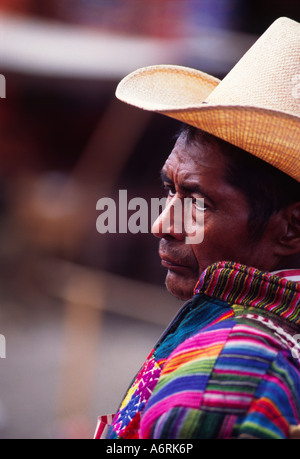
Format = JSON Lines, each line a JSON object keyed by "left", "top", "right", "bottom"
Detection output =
{"left": 165, "top": 271, "right": 195, "bottom": 301}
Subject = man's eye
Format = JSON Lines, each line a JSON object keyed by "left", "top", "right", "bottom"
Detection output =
{"left": 164, "top": 184, "right": 176, "bottom": 197}
{"left": 193, "top": 197, "right": 206, "bottom": 211}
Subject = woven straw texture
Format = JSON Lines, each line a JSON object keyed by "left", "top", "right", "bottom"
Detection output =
{"left": 116, "top": 17, "right": 300, "bottom": 181}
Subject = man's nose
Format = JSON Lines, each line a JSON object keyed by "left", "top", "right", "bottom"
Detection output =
{"left": 151, "top": 196, "right": 185, "bottom": 240}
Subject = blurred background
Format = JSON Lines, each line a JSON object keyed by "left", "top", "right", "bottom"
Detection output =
{"left": 0, "top": 0, "right": 299, "bottom": 439}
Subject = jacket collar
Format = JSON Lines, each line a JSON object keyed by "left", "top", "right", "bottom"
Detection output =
{"left": 194, "top": 262, "right": 300, "bottom": 327}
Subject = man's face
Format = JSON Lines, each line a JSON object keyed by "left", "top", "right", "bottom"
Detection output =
{"left": 152, "top": 132, "right": 278, "bottom": 300}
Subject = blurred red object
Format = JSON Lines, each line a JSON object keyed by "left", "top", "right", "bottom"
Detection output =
{"left": 0, "top": 0, "right": 36, "bottom": 14}
{"left": 0, "top": 0, "right": 185, "bottom": 39}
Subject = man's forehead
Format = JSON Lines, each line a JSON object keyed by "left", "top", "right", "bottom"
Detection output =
{"left": 163, "top": 132, "right": 227, "bottom": 178}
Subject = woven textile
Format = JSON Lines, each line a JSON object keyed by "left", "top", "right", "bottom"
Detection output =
{"left": 103, "top": 262, "right": 300, "bottom": 439}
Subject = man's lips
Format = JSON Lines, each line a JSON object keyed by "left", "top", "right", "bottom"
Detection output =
{"left": 158, "top": 240, "right": 198, "bottom": 273}
{"left": 160, "top": 255, "right": 192, "bottom": 272}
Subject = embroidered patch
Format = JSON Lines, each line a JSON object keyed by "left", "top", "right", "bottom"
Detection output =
{"left": 112, "top": 351, "right": 162, "bottom": 437}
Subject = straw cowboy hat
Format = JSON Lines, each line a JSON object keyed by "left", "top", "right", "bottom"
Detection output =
{"left": 116, "top": 17, "right": 300, "bottom": 182}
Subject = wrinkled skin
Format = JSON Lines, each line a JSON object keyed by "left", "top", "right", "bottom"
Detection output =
{"left": 152, "top": 133, "right": 285, "bottom": 300}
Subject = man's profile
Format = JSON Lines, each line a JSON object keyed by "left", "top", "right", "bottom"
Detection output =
{"left": 95, "top": 17, "right": 300, "bottom": 439}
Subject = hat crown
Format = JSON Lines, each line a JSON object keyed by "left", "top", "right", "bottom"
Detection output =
{"left": 115, "top": 17, "right": 300, "bottom": 181}
{"left": 206, "top": 17, "right": 300, "bottom": 116}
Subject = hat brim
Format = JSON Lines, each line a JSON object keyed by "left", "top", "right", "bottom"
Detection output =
{"left": 116, "top": 65, "right": 300, "bottom": 182}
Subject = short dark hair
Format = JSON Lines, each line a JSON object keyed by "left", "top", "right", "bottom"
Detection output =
{"left": 180, "top": 124, "right": 300, "bottom": 242}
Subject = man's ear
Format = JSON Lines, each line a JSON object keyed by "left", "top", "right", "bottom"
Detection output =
{"left": 275, "top": 202, "right": 300, "bottom": 256}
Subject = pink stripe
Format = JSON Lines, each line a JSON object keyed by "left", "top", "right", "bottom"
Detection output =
{"left": 230, "top": 324, "right": 282, "bottom": 347}
{"left": 273, "top": 269, "right": 300, "bottom": 279}
{"left": 203, "top": 394, "right": 251, "bottom": 409}
{"left": 140, "top": 392, "right": 203, "bottom": 437}
{"left": 218, "top": 415, "right": 237, "bottom": 439}
{"left": 224, "top": 270, "right": 240, "bottom": 301}
{"left": 207, "top": 389, "right": 253, "bottom": 398}
{"left": 94, "top": 414, "right": 115, "bottom": 439}
{"left": 213, "top": 368, "right": 265, "bottom": 378}
{"left": 206, "top": 271, "right": 220, "bottom": 296}
{"left": 169, "top": 329, "right": 229, "bottom": 358}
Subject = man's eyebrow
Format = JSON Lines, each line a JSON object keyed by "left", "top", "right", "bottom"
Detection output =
{"left": 160, "top": 170, "right": 172, "bottom": 184}
{"left": 160, "top": 170, "right": 211, "bottom": 199}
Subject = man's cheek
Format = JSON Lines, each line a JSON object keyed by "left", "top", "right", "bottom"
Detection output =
{"left": 190, "top": 246, "right": 202, "bottom": 273}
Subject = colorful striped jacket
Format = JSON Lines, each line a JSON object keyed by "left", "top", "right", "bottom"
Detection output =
{"left": 102, "top": 262, "right": 300, "bottom": 439}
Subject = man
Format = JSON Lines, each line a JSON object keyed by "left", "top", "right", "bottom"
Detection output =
{"left": 95, "top": 17, "right": 300, "bottom": 439}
